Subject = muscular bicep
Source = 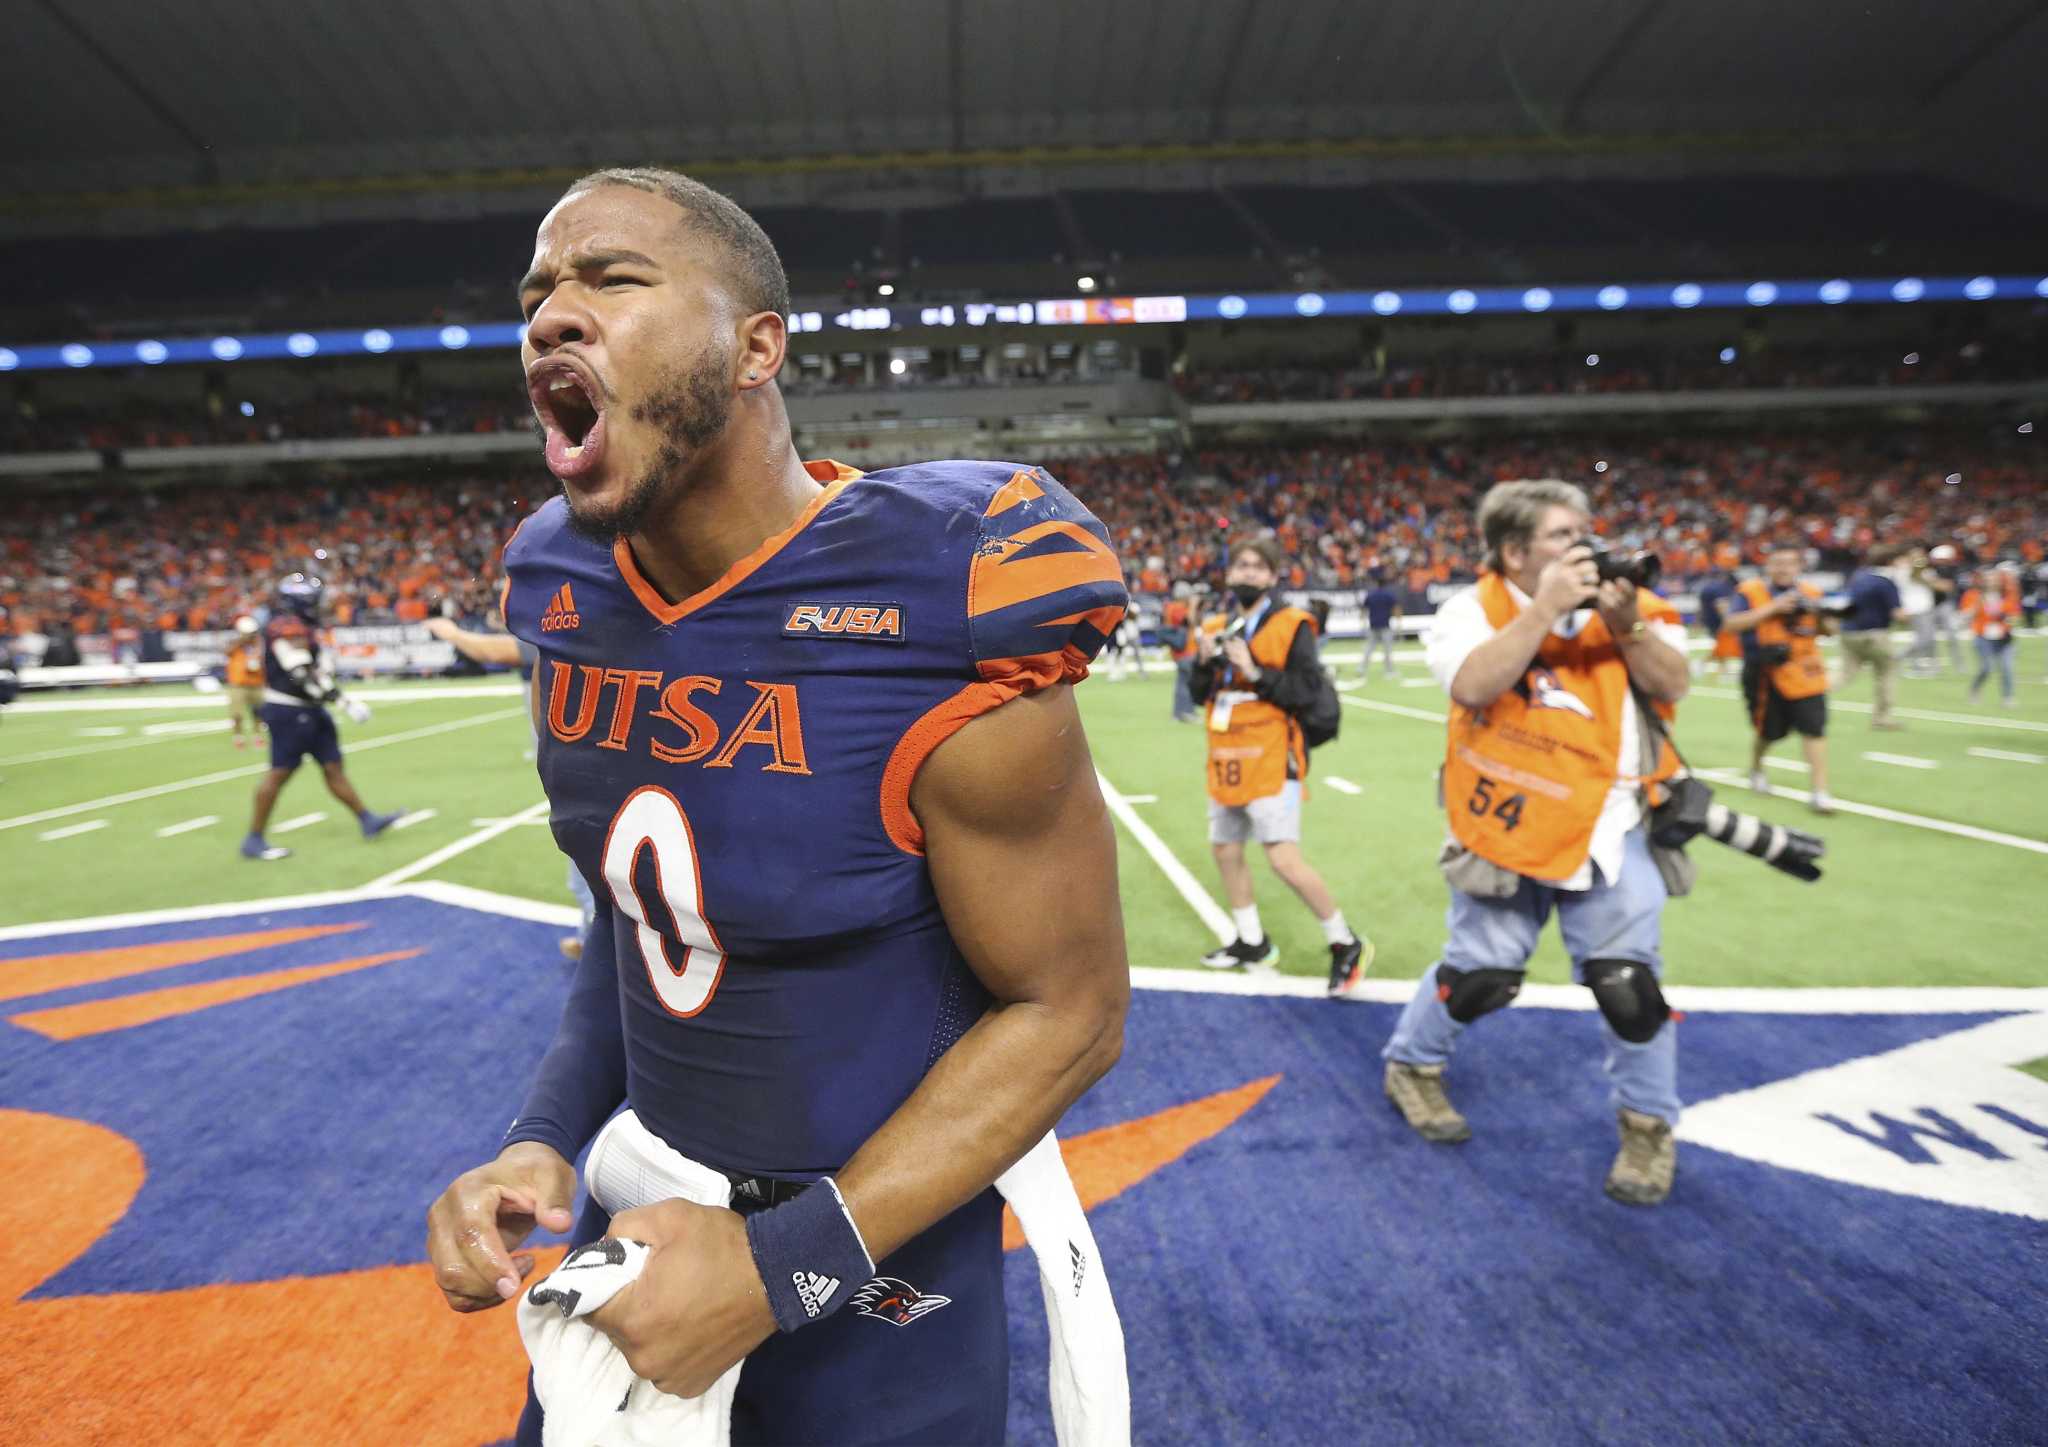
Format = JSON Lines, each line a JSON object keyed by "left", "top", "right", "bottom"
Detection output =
{"left": 909, "top": 685, "right": 1128, "bottom": 1016}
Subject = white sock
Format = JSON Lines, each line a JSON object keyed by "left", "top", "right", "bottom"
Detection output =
{"left": 1232, "top": 905, "right": 1264, "bottom": 945}
{"left": 1320, "top": 910, "right": 1355, "bottom": 947}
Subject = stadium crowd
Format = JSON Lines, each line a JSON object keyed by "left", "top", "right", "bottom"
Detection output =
{"left": 4, "top": 434, "right": 2042, "bottom": 649}
{"left": 3, "top": 391, "right": 532, "bottom": 454}
{"left": 1178, "top": 337, "right": 2048, "bottom": 405}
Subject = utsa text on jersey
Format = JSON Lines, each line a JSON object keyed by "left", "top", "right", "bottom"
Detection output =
{"left": 543, "top": 662, "right": 811, "bottom": 775}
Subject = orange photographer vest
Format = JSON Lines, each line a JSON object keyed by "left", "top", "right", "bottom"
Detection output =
{"left": 1737, "top": 578, "right": 1828, "bottom": 699}
{"left": 1961, "top": 587, "right": 2018, "bottom": 641}
{"left": 1442, "top": 574, "right": 1681, "bottom": 880}
{"left": 225, "top": 638, "right": 264, "bottom": 688}
{"left": 1202, "top": 605, "right": 1313, "bottom": 806}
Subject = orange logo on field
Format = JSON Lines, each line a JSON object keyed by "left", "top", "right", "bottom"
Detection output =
{"left": 782, "top": 602, "right": 904, "bottom": 641}
{"left": 541, "top": 583, "right": 581, "bottom": 632}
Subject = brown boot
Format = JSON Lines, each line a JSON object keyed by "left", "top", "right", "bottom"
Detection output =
{"left": 1605, "top": 1108, "right": 1676, "bottom": 1205}
{"left": 1384, "top": 1061, "right": 1472, "bottom": 1143}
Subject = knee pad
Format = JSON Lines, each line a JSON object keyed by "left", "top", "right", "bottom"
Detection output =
{"left": 1435, "top": 965, "right": 1524, "bottom": 1024}
{"left": 1583, "top": 958, "right": 1671, "bottom": 1044}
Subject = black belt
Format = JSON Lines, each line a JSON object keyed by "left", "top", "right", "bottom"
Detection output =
{"left": 723, "top": 1171, "right": 811, "bottom": 1212}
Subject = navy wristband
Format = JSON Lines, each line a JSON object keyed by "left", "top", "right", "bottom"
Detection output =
{"left": 744, "top": 1177, "right": 875, "bottom": 1333}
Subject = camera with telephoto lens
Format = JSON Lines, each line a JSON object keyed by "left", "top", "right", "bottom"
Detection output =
{"left": 1582, "top": 539, "right": 1662, "bottom": 590}
{"left": 1649, "top": 774, "right": 1827, "bottom": 882}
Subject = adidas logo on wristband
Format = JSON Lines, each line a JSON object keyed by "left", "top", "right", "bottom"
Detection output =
{"left": 793, "top": 1269, "right": 841, "bottom": 1318}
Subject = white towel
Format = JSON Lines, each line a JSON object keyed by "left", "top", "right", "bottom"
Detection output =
{"left": 515, "top": 1114, "right": 740, "bottom": 1447}
{"left": 517, "top": 1111, "right": 1130, "bottom": 1447}
{"left": 995, "top": 1130, "right": 1131, "bottom": 1447}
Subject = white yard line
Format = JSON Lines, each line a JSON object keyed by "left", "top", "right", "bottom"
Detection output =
{"left": 77, "top": 726, "right": 128, "bottom": 737}
{"left": 7, "top": 682, "right": 525, "bottom": 715}
{"left": 1338, "top": 692, "right": 2046, "bottom": 856}
{"left": 142, "top": 719, "right": 231, "bottom": 737}
{"left": 271, "top": 812, "right": 328, "bottom": 834}
{"left": 1118, "top": 794, "right": 1159, "bottom": 804}
{"left": 0, "top": 707, "right": 524, "bottom": 834}
{"left": 38, "top": 819, "right": 108, "bottom": 842}
{"left": 1689, "top": 686, "right": 2048, "bottom": 735}
{"left": 366, "top": 800, "right": 552, "bottom": 890}
{"left": 401, "top": 879, "right": 581, "bottom": 927}
{"left": 1321, "top": 776, "right": 1363, "bottom": 795}
{"left": 387, "top": 808, "right": 438, "bottom": 831}
{"left": 0, "top": 730, "right": 229, "bottom": 768}
{"left": 1126, "top": 965, "right": 2048, "bottom": 1014}
{"left": 1763, "top": 758, "right": 1811, "bottom": 773}
{"left": 1694, "top": 768, "right": 2048, "bottom": 857}
{"left": 0, "top": 884, "right": 391, "bottom": 942}
{"left": 1862, "top": 751, "right": 1939, "bottom": 770}
{"left": 5, "top": 880, "right": 2042, "bottom": 1017}
{"left": 1095, "top": 770, "right": 1235, "bottom": 944}
{"left": 1400, "top": 677, "right": 1438, "bottom": 688}
{"left": 1969, "top": 747, "right": 2044, "bottom": 765}
{"left": 155, "top": 814, "right": 220, "bottom": 838}
{"left": 1340, "top": 695, "right": 1447, "bottom": 725}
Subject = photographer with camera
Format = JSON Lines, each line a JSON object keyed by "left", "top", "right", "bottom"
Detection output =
{"left": 1725, "top": 545, "right": 1834, "bottom": 814}
{"left": 1190, "top": 536, "right": 1371, "bottom": 996}
{"left": 1379, "top": 481, "right": 1691, "bottom": 1206}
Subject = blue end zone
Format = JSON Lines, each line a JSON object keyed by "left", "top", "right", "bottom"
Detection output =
{"left": 2, "top": 897, "right": 2042, "bottom": 1442}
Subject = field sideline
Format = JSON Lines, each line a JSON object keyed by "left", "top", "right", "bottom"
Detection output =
{"left": 5, "top": 640, "right": 2045, "bottom": 995}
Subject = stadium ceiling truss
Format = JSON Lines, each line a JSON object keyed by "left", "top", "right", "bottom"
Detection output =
{"left": 5, "top": 0, "right": 2042, "bottom": 227}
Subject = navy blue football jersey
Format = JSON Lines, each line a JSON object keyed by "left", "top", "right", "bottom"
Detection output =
{"left": 504, "top": 460, "right": 1126, "bottom": 1176}
{"left": 262, "top": 616, "right": 324, "bottom": 704}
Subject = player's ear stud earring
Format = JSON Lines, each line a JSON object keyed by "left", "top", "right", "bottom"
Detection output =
{"left": 748, "top": 370, "right": 759, "bottom": 380}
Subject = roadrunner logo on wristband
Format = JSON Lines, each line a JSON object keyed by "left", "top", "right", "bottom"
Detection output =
{"left": 850, "top": 1276, "right": 953, "bottom": 1326}
{"left": 793, "top": 1270, "right": 841, "bottom": 1318}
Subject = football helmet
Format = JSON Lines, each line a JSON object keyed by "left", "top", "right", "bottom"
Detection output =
{"left": 275, "top": 573, "right": 325, "bottom": 624}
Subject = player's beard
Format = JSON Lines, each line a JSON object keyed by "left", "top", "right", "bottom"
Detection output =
{"left": 562, "top": 345, "right": 732, "bottom": 542}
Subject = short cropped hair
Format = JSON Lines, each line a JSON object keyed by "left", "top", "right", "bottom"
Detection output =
{"left": 561, "top": 167, "right": 790, "bottom": 319}
{"left": 1477, "top": 479, "right": 1589, "bottom": 572}
{"left": 1228, "top": 535, "right": 1286, "bottom": 575}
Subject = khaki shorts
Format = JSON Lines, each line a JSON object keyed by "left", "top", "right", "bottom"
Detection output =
{"left": 228, "top": 684, "right": 264, "bottom": 722}
{"left": 1208, "top": 781, "right": 1303, "bottom": 845}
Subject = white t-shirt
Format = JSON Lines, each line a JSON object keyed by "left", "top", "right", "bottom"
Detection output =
{"left": 1425, "top": 581, "right": 1690, "bottom": 891}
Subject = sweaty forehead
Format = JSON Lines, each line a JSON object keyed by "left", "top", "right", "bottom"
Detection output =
{"left": 527, "top": 186, "right": 689, "bottom": 273}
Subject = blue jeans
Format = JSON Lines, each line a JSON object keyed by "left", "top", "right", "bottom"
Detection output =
{"left": 1383, "top": 827, "right": 1680, "bottom": 1124}
{"left": 1172, "top": 658, "right": 1198, "bottom": 720}
{"left": 567, "top": 862, "right": 597, "bottom": 933}
{"left": 1971, "top": 635, "right": 2015, "bottom": 702}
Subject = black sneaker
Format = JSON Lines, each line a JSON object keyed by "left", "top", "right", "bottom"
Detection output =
{"left": 1199, "top": 937, "right": 1279, "bottom": 971}
{"left": 1326, "top": 935, "right": 1375, "bottom": 997}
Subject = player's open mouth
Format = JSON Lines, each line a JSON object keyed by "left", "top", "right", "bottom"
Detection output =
{"left": 528, "top": 358, "right": 609, "bottom": 482}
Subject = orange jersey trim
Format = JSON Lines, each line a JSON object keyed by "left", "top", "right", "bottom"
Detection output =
{"left": 612, "top": 460, "right": 861, "bottom": 626}
{"left": 984, "top": 467, "right": 1047, "bottom": 518}
{"left": 965, "top": 520, "right": 1124, "bottom": 621}
{"left": 880, "top": 657, "right": 1088, "bottom": 856}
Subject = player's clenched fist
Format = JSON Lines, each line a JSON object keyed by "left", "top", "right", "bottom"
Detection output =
{"left": 588, "top": 1198, "right": 777, "bottom": 1399}
{"left": 426, "top": 1141, "right": 577, "bottom": 1311}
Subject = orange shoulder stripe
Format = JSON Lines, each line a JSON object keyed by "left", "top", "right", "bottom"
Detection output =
{"left": 968, "top": 522, "right": 1122, "bottom": 619}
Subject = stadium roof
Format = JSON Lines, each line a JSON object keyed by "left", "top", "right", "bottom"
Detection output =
{"left": 5, "top": 0, "right": 2042, "bottom": 228}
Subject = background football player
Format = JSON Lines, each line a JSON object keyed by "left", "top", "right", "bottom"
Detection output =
{"left": 240, "top": 572, "right": 401, "bottom": 860}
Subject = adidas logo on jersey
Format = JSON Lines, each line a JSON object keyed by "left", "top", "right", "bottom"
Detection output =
{"left": 793, "top": 1269, "right": 841, "bottom": 1318}
{"left": 541, "top": 583, "right": 581, "bottom": 632}
{"left": 782, "top": 602, "right": 903, "bottom": 641}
